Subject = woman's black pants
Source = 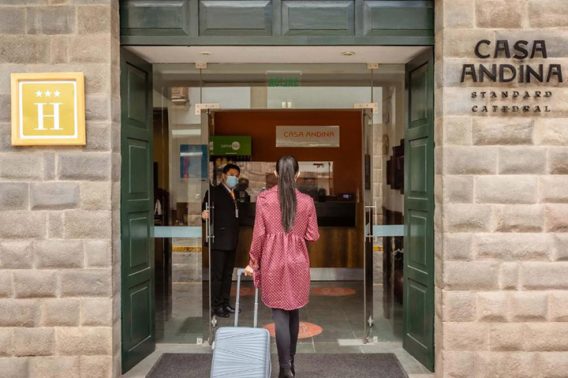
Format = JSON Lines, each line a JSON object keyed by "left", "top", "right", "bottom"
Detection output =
{"left": 271, "top": 308, "right": 300, "bottom": 369}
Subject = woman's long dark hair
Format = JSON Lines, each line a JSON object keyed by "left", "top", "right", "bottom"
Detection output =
{"left": 276, "top": 155, "right": 299, "bottom": 232}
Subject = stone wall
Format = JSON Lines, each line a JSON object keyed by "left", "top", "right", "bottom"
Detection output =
{"left": 0, "top": 1, "right": 119, "bottom": 377}
{"left": 436, "top": 0, "right": 568, "bottom": 376}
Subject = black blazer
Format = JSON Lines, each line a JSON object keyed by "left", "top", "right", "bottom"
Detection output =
{"left": 203, "top": 184, "right": 239, "bottom": 251}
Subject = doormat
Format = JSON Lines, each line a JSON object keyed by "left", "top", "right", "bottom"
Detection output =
{"left": 146, "top": 353, "right": 408, "bottom": 378}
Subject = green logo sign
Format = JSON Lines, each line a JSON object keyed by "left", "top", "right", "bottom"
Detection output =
{"left": 209, "top": 136, "right": 251, "bottom": 156}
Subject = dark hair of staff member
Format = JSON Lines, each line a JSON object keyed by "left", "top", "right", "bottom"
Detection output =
{"left": 244, "top": 155, "right": 320, "bottom": 378}
{"left": 202, "top": 163, "right": 241, "bottom": 318}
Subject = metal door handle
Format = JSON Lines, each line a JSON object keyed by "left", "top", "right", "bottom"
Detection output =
{"left": 205, "top": 203, "right": 210, "bottom": 241}
{"left": 208, "top": 204, "right": 215, "bottom": 241}
{"left": 365, "top": 201, "right": 377, "bottom": 238}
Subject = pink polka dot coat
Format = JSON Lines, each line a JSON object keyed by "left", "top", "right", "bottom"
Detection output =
{"left": 248, "top": 186, "right": 320, "bottom": 310}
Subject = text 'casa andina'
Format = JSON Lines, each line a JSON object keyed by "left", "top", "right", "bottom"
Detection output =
{"left": 461, "top": 40, "right": 563, "bottom": 83}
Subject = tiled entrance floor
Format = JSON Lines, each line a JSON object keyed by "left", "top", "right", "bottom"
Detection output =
{"left": 128, "top": 280, "right": 433, "bottom": 377}
{"left": 157, "top": 281, "right": 401, "bottom": 345}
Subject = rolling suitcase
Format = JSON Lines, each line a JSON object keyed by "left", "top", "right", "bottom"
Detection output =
{"left": 210, "top": 268, "right": 271, "bottom": 378}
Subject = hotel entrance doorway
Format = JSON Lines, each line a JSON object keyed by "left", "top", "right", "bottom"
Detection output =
{"left": 120, "top": 50, "right": 434, "bottom": 373}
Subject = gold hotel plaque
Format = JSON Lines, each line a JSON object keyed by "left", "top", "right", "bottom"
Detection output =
{"left": 11, "top": 72, "right": 86, "bottom": 146}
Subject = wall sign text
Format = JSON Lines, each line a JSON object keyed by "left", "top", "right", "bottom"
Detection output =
{"left": 276, "top": 126, "right": 340, "bottom": 148}
{"left": 460, "top": 40, "right": 561, "bottom": 113}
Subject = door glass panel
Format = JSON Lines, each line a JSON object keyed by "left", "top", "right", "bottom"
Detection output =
{"left": 153, "top": 83, "right": 210, "bottom": 344}
{"left": 366, "top": 82, "right": 406, "bottom": 345}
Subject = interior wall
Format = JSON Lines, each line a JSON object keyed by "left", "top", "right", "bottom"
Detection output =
{"left": 213, "top": 109, "right": 363, "bottom": 195}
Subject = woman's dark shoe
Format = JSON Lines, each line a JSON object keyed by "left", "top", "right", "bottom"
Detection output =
{"left": 223, "top": 304, "right": 241, "bottom": 314}
{"left": 290, "top": 356, "right": 295, "bottom": 376}
{"left": 213, "top": 307, "right": 229, "bottom": 318}
{"left": 278, "top": 367, "right": 294, "bottom": 378}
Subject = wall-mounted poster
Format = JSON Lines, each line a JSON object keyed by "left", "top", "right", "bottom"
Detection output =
{"left": 11, "top": 72, "right": 86, "bottom": 146}
{"left": 180, "top": 144, "right": 208, "bottom": 179}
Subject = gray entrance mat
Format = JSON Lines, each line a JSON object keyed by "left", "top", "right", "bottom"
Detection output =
{"left": 146, "top": 353, "right": 408, "bottom": 378}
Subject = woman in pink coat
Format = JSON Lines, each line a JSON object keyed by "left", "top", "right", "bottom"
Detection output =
{"left": 244, "top": 155, "right": 319, "bottom": 378}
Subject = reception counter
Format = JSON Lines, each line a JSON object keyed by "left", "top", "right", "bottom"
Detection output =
{"left": 236, "top": 200, "right": 356, "bottom": 227}
{"left": 234, "top": 200, "right": 363, "bottom": 269}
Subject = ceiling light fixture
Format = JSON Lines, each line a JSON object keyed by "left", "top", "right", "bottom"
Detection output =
{"left": 341, "top": 51, "right": 356, "bottom": 56}
{"left": 199, "top": 51, "right": 212, "bottom": 56}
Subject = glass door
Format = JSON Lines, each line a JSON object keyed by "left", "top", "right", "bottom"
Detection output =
{"left": 202, "top": 111, "right": 214, "bottom": 344}
{"left": 362, "top": 109, "right": 375, "bottom": 343}
{"left": 363, "top": 106, "right": 407, "bottom": 343}
{"left": 152, "top": 86, "right": 211, "bottom": 344}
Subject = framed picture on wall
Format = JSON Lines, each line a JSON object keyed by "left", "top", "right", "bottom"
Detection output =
{"left": 180, "top": 144, "right": 208, "bottom": 179}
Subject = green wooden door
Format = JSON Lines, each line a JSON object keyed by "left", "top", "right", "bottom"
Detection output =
{"left": 120, "top": 48, "right": 155, "bottom": 373}
{"left": 403, "top": 49, "right": 435, "bottom": 371}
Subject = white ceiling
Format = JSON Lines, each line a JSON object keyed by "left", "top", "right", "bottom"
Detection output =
{"left": 126, "top": 45, "right": 429, "bottom": 64}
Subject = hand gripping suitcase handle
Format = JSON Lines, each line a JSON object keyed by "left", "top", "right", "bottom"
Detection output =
{"left": 235, "top": 268, "right": 259, "bottom": 328}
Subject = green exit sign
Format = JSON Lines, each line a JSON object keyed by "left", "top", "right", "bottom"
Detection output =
{"left": 268, "top": 77, "right": 300, "bottom": 87}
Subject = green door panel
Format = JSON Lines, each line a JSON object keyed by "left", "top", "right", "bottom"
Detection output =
{"left": 363, "top": 1, "right": 434, "bottom": 36}
{"left": 199, "top": 0, "right": 272, "bottom": 36}
{"left": 120, "top": 0, "right": 191, "bottom": 36}
{"left": 282, "top": 0, "right": 355, "bottom": 36}
{"left": 406, "top": 278, "right": 427, "bottom": 340}
{"left": 409, "top": 63, "right": 428, "bottom": 123}
{"left": 403, "top": 49, "right": 434, "bottom": 372}
{"left": 128, "top": 214, "right": 151, "bottom": 268}
{"left": 128, "top": 141, "right": 150, "bottom": 197}
{"left": 408, "top": 210, "right": 427, "bottom": 268}
{"left": 130, "top": 283, "right": 152, "bottom": 343}
{"left": 408, "top": 138, "right": 428, "bottom": 194}
{"left": 127, "top": 67, "right": 150, "bottom": 125}
{"left": 121, "top": 48, "right": 155, "bottom": 373}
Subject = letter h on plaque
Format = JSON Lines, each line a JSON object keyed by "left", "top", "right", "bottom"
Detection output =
{"left": 11, "top": 72, "right": 86, "bottom": 146}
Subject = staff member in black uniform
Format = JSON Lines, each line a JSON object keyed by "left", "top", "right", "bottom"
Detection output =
{"left": 202, "top": 164, "right": 241, "bottom": 318}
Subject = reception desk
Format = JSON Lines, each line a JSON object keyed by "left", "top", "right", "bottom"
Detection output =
{"left": 236, "top": 201, "right": 356, "bottom": 227}
{"left": 234, "top": 201, "right": 363, "bottom": 269}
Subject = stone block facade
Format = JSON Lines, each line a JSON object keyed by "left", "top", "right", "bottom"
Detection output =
{"left": 0, "top": 1, "right": 119, "bottom": 377}
{"left": 436, "top": 0, "right": 568, "bottom": 376}
{"left": 0, "top": 0, "right": 567, "bottom": 376}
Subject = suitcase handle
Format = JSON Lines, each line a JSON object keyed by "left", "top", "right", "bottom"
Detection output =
{"left": 234, "top": 268, "right": 259, "bottom": 328}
